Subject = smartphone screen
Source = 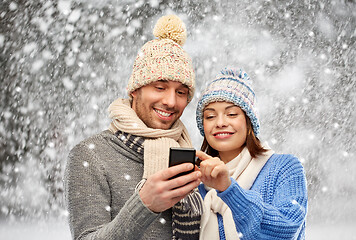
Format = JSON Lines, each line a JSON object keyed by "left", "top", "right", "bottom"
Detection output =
{"left": 169, "top": 147, "right": 196, "bottom": 179}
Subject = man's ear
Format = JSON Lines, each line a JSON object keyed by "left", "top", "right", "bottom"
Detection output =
{"left": 130, "top": 90, "right": 138, "bottom": 110}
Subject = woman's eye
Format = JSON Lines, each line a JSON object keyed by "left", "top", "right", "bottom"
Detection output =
{"left": 204, "top": 115, "right": 215, "bottom": 120}
{"left": 228, "top": 113, "right": 238, "bottom": 117}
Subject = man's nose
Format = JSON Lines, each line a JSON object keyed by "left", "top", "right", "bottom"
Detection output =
{"left": 162, "top": 89, "right": 177, "bottom": 108}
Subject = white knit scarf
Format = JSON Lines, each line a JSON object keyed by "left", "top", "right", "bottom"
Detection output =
{"left": 199, "top": 147, "right": 274, "bottom": 240}
{"left": 108, "top": 98, "right": 192, "bottom": 179}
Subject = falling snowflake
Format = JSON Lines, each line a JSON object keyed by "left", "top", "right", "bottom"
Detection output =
{"left": 62, "top": 210, "right": 69, "bottom": 217}
{"left": 342, "top": 151, "right": 349, "bottom": 157}
{"left": 138, "top": 50, "right": 144, "bottom": 58}
{"left": 9, "top": 2, "right": 18, "bottom": 11}
{"left": 324, "top": 68, "right": 331, "bottom": 74}
{"left": 159, "top": 218, "right": 166, "bottom": 224}
{"left": 83, "top": 161, "right": 89, "bottom": 167}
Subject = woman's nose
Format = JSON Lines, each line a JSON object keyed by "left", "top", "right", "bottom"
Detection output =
{"left": 216, "top": 115, "right": 227, "bottom": 128}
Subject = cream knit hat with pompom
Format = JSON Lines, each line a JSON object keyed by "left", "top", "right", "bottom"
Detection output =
{"left": 127, "top": 15, "right": 195, "bottom": 102}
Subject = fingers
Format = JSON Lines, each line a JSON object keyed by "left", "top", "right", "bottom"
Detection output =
{"left": 168, "top": 170, "right": 201, "bottom": 190}
{"left": 210, "top": 164, "right": 226, "bottom": 178}
{"left": 170, "top": 176, "right": 201, "bottom": 200}
{"left": 200, "top": 158, "right": 225, "bottom": 177}
{"left": 162, "top": 163, "right": 195, "bottom": 180}
{"left": 141, "top": 169, "right": 201, "bottom": 212}
{"left": 198, "top": 157, "right": 231, "bottom": 192}
{"left": 140, "top": 163, "right": 202, "bottom": 213}
{"left": 196, "top": 150, "right": 211, "bottom": 161}
{"left": 200, "top": 159, "right": 216, "bottom": 179}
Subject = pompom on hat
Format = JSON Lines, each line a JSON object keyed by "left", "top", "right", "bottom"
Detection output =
{"left": 127, "top": 15, "right": 195, "bottom": 102}
{"left": 196, "top": 68, "right": 260, "bottom": 136}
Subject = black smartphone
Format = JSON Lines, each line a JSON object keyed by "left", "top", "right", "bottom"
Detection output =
{"left": 169, "top": 147, "right": 196, "bottom": 179}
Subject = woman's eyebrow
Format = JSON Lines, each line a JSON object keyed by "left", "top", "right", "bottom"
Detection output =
{"left": 203, "top": 107, "right": 215, "bottom": 112}
{"left": 225, "top": 104, "right": 237, "bottom": 110}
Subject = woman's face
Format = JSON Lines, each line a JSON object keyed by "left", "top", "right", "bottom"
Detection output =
{"left": 203, "top": 102, "right": 248, "bottom": 161}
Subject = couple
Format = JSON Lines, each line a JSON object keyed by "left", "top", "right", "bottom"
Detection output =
{"left": 64, "top": 15, "right": 308, "bottom": 240}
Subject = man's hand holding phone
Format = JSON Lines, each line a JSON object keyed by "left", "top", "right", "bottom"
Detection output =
{"left": 139, "top": 148, "right": 201, "bottom": 213}
{"left": 168, "top": 147, "right": 197, "bottom": 179}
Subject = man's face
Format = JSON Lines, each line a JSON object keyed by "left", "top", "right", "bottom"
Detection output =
{"left": 131, "top": 80, "right": 189, "bottom": 130}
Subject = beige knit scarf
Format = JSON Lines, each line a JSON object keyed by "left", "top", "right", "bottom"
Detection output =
{"left": 108, "top": 98, "right": 192, "bottom": 179}
{"left": 199, "top": 146, "right": 274, "bottom": 240}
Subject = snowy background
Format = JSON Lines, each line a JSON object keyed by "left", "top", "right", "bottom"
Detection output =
{"left": 1, "top": 0, "right": 355, "bottom": 239}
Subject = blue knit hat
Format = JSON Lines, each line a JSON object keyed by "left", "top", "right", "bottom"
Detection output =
{"left": 196, "top": 68, "right": 260, "bottom": 136}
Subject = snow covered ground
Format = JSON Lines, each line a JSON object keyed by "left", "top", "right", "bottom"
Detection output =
{"left": 0, "top": 220, "right": 354, "bottom": 239}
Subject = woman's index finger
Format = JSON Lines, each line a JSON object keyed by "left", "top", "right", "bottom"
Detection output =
{"left": 195, "top": 150, "right": 212, "bottom": 161}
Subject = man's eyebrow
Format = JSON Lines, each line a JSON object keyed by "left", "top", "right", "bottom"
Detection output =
{"left": 156, "top": 80, "right": 189, "bottom": 89}
{"left": 179, "top": 84, "right": 189, "bottom": 89}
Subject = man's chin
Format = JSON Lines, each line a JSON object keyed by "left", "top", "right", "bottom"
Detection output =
{"left": 156, "top": 123, "right": 173, "bottom": 130}
{"left": 150, "top": 120, "right": 175, "bottom": 130}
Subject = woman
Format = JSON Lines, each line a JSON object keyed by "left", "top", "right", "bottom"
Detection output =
{"left": 195, "top": 68, "right": 308, "bottom": 240}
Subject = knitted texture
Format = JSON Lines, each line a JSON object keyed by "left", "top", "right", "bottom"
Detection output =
{"left": 64, "top": 130, "right": 172, "bottom": 239}
{"left": 127, "top": 15, "right": 195, "bottom": 102}
{"left": 114, "top": 129, "right": 202, "bottom": 240}
{"left": 196, "top": 68, "right": 259, "bottom": 136}
{"left": 172, "top": 196, "right": 201, "bottom": 240}
{"left": 198, "top": 154, "right": 308, "bottom": 240}
{"left": 108, "top": 98, "right": 192, "bottom": 178}
{"left": 108, "top": 98, "right": 203, "bottom": 239}
{"left": 217, "top": 214, "right": 226, "bottom": 240}
{"left": 199, "top": 147, "right": 274, "bottom": 240}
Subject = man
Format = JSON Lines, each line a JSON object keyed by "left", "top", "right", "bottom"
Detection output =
{"left": 64, "top": 15, "right": 201, "bottom": 240}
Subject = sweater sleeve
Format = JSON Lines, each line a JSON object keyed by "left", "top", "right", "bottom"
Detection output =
{"left": 217, "top": 155, "right": 308, "bottom": 239}
{"left": 64, "top": 143, "right": 159, "bottom": 240}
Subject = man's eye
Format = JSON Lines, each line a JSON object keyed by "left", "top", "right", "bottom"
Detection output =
{"left": 177, "top": 90, "right": 188, "bottom": 95}
{"left": 156, "top": 86, "right": 165, "bottom": 90}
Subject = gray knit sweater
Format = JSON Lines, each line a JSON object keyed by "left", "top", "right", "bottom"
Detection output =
{"left": 64, "top": 130, "right": 172, "bottom": 240}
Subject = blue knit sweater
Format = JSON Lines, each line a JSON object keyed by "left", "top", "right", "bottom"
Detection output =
{"left": 198, "top": 153, "right": 308, "bottom": 240}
